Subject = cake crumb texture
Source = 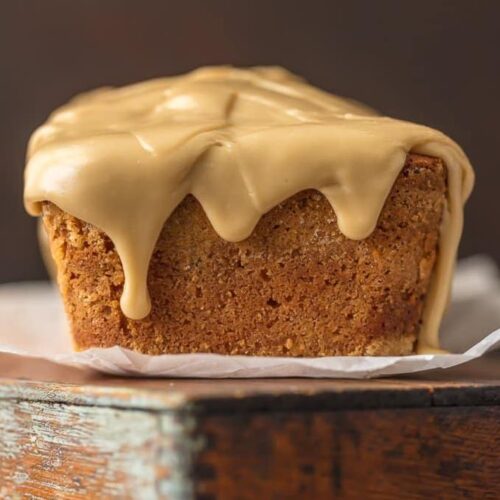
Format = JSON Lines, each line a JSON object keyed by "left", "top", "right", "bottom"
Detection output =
{"left": 42, "top": 154, "right": 446, "bottom": 356}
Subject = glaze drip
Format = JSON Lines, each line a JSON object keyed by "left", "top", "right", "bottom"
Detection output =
{"left": 24, "top": 66, "right": 474, "bottom": 352}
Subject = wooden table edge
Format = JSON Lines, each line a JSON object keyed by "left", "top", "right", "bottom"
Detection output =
{"left": 0, "top": 376, "right": 499, "bottom": 413}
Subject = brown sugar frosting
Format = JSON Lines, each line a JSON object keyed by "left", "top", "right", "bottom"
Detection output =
{"left": 23, "top": 66, "right": 474, "bottom": 353}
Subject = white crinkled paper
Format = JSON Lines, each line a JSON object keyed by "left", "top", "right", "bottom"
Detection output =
{"left": 0, "top": 256, "right": 499, "bottom": 377}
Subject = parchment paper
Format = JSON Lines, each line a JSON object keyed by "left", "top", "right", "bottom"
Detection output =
{"left": 0, "top": 256, "right": 499, "bottom": 377}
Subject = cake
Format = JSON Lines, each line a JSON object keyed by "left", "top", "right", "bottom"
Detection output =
{"left": 24, "top": 67, "right": 474, "bottom": 356}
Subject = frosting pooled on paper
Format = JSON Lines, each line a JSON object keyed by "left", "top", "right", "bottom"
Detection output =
{"left": 24, "top": 66, "right": 474, "bottom": 352}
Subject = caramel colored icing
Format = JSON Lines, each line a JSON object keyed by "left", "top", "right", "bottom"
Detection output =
{"left": 24, "top": 66, "right": 474, "bottom": 353}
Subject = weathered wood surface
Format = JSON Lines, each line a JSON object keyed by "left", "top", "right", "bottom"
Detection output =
{"left": 0, "top": 402, "right": 194, "bottom": 499}
{"left": 0, "top": 352, "right": 499, "bottom": 498}
{"left": 196, "top": 407, "right": 500, "bottom": 499}
{"left": 1, "top": 353, "right": 499, "bottom": 411}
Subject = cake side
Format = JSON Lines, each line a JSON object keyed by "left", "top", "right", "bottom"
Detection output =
{"left": 42, "top": 154, "right": 446, "bottom": 356}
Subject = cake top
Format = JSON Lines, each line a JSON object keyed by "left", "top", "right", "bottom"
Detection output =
{"left": 24, "top": 66, "right": 474, "bottom": 352}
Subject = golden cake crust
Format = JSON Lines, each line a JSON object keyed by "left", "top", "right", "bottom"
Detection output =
{"left": 42, "top": 154, "right": 446, "bottom": 356}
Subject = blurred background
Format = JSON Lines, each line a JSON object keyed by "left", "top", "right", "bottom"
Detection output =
{"left": 1, "top": 0, "right": 499, "bottom": 283}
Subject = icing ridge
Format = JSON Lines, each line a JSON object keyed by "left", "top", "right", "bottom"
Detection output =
{"left": 24, "top": 66, "right": 474, "bottom": 352}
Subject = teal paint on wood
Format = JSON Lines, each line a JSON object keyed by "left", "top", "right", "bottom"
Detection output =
{"left": 0, "top": 401, "right": 196, "bottom": 499}
{"left": 1, "top": 354, "right": 499, "bottom": 498}
{"left": 157, "top": 413, "right": 201, "bottom": 499}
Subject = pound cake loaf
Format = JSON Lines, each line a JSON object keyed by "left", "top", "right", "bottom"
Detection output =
{"left": 24, "top": 66, "right": 474, "bottom": 356}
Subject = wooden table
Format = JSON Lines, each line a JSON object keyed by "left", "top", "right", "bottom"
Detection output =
{"left": 1, "top": 353, "right": 499, "bottom": 499}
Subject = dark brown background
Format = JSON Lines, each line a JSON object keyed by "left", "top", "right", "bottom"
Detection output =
{"left": 1, "top": 0, "right": 499, "bottom": 283}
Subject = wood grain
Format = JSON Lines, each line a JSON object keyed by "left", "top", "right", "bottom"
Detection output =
{"left": 195, "top": 407, "right": 500, "bottom": 499}
{"left": 0, "top": 353, "right": 499, "bottom": 498}
{"left": 0, "top": 352, "right": 499, "bottom": 412}
{"left": 0, "top": 402, "right": 194, "bottom": 499}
